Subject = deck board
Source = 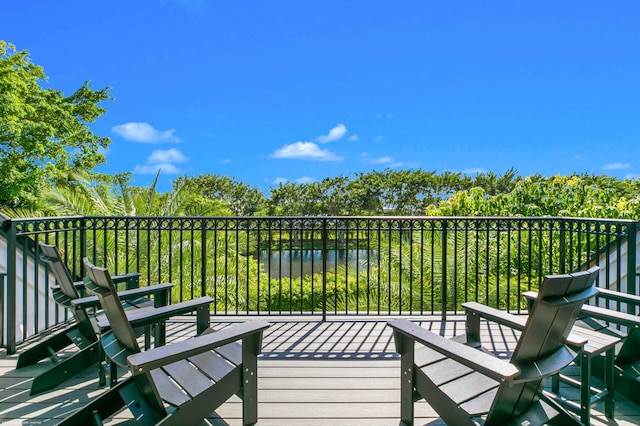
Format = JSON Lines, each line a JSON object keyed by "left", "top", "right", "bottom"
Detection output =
{"left": 0, "top": 314, "right": 638, "bottom": 425}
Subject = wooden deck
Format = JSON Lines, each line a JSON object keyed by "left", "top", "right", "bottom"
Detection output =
{"left": 1, "top": 315, "right": 639, "bottom": 425}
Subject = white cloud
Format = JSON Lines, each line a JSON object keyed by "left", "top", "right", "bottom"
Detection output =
{"left": 295, "top": 176, "right": 316, "bottom": 184}
{"left": 462, "top": 167, "right": 488, "bottom": 174}
{"left": 133, "top": 163, "right": 182, "bottom": 175}
{"left": 112, "top": 122, "right": 180, "bottom": 143}
{"left": 272, "top": 177, "right": 289, "bottom": 186}
{"left": 270, "top": 141, "right": 342, "bottom": 161}
{"left": 147, "top": 148, "right": 189, "bottom": 164}
{"left": 271, "top": 176, "right": 316, "bottom": 186}
{"left": 133, "top": 148, "right": 189, "bottom": 175}
{"left": 348, "top": 135, "right": 359, "bottom": 141}
{"left": 368, "top": 156, "right": 394, "bottom": 165}
{"left": 602, "top": 162, "right": 631, "bottom": 170}
{"left": 361, "top": 153, "right": 413, "bottom": 168}
{"left": 317, "top": 123, "right": 347, "bottom": 143}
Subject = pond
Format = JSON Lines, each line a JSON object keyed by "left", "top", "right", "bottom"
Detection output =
{"left": 256, "top": 249, "right": 373, "bottom": 279}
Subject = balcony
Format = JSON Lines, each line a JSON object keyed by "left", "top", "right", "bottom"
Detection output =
{"left": 0, "top": 215, "right": 639, "bottom": 424}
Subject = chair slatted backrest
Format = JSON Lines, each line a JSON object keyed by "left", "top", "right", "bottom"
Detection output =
{"left": 486, "top": 266, "right": 599, "bottom": 424}
{"left": 83, "top": 258, "right": 141, "bottom": 355}
{"left": 40, "top": 243, "right": 96, "bottom": 339}
{"left": 40, "top": 243, "right": 81, "bottom": 299}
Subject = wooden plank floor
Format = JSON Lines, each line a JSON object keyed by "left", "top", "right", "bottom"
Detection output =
{"left": 1, "top": 315, "right": 639, "bottom": 425}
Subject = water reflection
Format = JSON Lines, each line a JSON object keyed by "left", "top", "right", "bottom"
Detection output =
{"left": 257, "top": 249, "right": 373, "bottom": 279}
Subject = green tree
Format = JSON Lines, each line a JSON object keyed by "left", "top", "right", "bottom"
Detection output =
{"left": 470, "top": 168, "right": 519, "bottom": 196}
{"left": 427, "top": 173, "right": 640, "bottom": 219}
{"left": 175, "top": 174, "right": 267, "bottom": 216}
{"left": 0, "top": 41, "right": 111, "bottom": 208}
{"left": 42, "top": 171, "right": 222, "bottom": 217}
{"left": 268, "top": 181, "right": 315, "bottom": 215}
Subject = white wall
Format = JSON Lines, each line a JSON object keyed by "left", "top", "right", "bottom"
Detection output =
{"left": 0, "top": 233, "right": 66, "bottom": 346}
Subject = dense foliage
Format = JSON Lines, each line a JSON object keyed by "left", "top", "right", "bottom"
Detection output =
{"left": 0, "top": 41, "right": 111, "bottom": 209}
{"left": 427, "top": 174, "right": 640, "bottom": 219}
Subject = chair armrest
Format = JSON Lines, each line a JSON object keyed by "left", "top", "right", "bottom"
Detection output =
{"left": 69, "top": 294, "right": 100, "bottom": 310}
{"left": 463, "top": 301, "right": 527, "bottom": 331}
{"left": 71, "top": 280, "right": 87, "bottom": 291}
{"left": 71, "top": 282, "right": 174, "bottom": 310}
{"left": 463, "top": 301, "right": 586, "bottom": 348}
{"left": 522, "top": 291, "right": 537, "bottom": 308}
{"left": 528, "top": 289, "right": 640, "bottom": 328}
{"left": 596, "top": 288, "right": 640, "bottom": 309}
{"left": 66, "top": 273, "right": 140, "bottom": 293}
{"left": 388, "top": 319, "right": 519, "bottom": 382}
{"left": 581, "top": 304, "right": 640, "bottom": 328}
{"left": 96, "top": 296, "right": 214, "bottom": 329}
{"left": 117, "top": 282, "right": 173, "bottom": 306}
{"left": 51, "top": 280, "right": 86, "bottom": 295}
{"left": 111, "top": 272, "right": 142, "bottom": 290}
{"left": 127, "top": 320, "right": 271, "bottom": 374}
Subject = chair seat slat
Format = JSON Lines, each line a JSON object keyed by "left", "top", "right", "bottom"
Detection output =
{"left": 213, "top": 341, "right": 242, "bottom": 365}
{"left": 422, "top": 357, "right": 474, "bottom": 386}
{"left": 460, "top": 387, "right": 498, "bottom": 416}
{"left": 189, "top": 349, "right": 236, "bottom": 382}
{"left": 414, "top": 344, "right": 447, "bottom": 368}
{"left": 152, "top": 369, "right": 190, "bottom": 407}
{"left": 162, "top": 359, "right": 213, "bottom": 398}
{"left": 439, "top": 371, "right": 500, "bottom": 405}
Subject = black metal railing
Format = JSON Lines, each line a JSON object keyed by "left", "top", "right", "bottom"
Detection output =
{"left": 2, "top": 215, "right": 638, "bottom": 354}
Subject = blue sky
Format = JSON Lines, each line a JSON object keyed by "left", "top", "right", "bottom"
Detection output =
{"left": 4, "top": 1, "right": 640, "bottom": 193}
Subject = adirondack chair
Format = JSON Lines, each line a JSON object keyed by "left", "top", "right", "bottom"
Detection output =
{"left": 388, "top": 267, "right": 599, "bottom": 426}
{"left": 17, "top": 243, "right": 174, "bottom": 395}
{"left": 523, "top": 285, "right": 640, "bottom": 408}
{"left": 57, "top": 258, "right": 270, "bottom": 426}
{"left": 578, "top": 287, "right": 640, "bottom": 407}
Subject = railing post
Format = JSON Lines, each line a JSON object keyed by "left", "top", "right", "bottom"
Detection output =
{"left": 559, "top": 220, "right": 566, "bottom": 274}
{"left": 441, "top": 219, "right": 447, "bottom": 321}
{"left": 322, "top": 219, "right": 328, "bottom": 322}
{"left": 79, "top": 217, "right": 87, "bottom": 276}
{"left": 5, "top": 220, "right": 16, "bottom": 355}
{"left": 627, "top": 221, "right": 637, "bottom": 296}
{"left": 201, "top": 219, "right": 208, "bottom": 299}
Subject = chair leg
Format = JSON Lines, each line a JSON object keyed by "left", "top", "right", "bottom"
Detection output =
{"left": 393, "top": 331, "right": 415, "bottom": 426}
{"left": 242, "top": 345, "right": 259, "bottom": 425}
{"left": 580, "top": 351, "right": 591, "bottom": 426}
{"left": 604, "top": 348, "right": 615, "bottom": 418}
{"left": 154, "top": 322, "right": 167, "bottom": 346}
{"left": 551, "top": 373, "right": 560, "bottom": 394}
{"left": 109, "top": 360, "right": 118, "bottom": 387}
{"left": 400, "top": 357, "right": 415, "bottom": 426}
{"left": 98, "top": 338, "right": 107, "bottom": 387}
{"left": 29, "top": 341, "right": 100, "bottom": 395}
{"left": 196, "top": 304, "right": 210, "bottom": 334}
